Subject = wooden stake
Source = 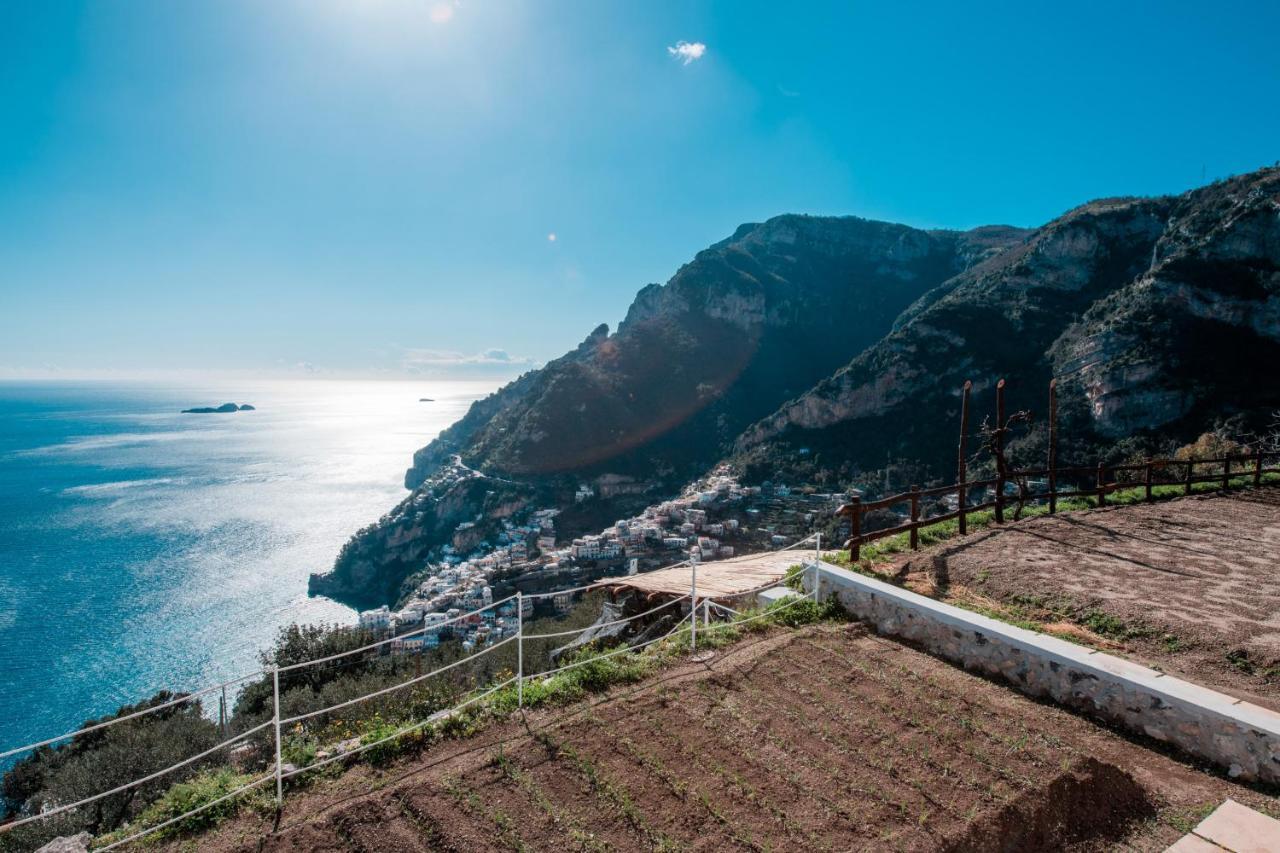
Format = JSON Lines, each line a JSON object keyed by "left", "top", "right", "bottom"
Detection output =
{"left": 1047, "top": 379, "right": 1058, "bottom": 515}
{"left": 958, "top": 380, "right": 971, "bottom": 535}
{"left": 994, "top": 379, "right": 1006, "bottom": 524}
{"left": 909, "top": 486, "right": 921, "bottom": 550}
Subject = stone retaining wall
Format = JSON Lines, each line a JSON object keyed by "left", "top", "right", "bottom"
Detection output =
{"left": 801, "top": 561, "right": 1280, "bottom": 783}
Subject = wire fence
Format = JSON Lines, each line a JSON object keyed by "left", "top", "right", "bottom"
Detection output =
{"left": 0, "top": 533, "right": 828, "bottom": 851}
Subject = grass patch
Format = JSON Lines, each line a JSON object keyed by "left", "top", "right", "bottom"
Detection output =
{"left": 93, "top": 768, "right": 275, "bottom": 847}
{"left": 1080, "top": 609, "right": 1156, "bottom": 642}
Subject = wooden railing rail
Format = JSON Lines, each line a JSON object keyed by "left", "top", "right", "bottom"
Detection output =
{"left": 836, "top": 377, "right": 1279, "bottom": 561}
{"left": 840, "top": 448, "right": 1278, "bottom": 560}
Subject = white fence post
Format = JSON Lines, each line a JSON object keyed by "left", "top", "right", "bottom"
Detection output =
{"left": 689, "top": 561, "right": 698, "bottom": 651}
{"left": 516, "top": 591, "right": 524, "bottom": 709}
{"left": 272, "top": 665, "right": 283, "bottom": 807}
{"left": 815, "top": 532, "right": 821, "bottom": 602}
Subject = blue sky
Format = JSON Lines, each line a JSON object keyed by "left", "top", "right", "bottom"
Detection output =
{"left": 2, "top": 0, "right": 1277, "bottom": 379}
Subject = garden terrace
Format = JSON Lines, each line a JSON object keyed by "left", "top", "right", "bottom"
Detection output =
{"left": 164, "top": 624, "right": 1277, "bottom": 852}
{"left": 883, "top": 488, "right": 1280, "bottom": 713}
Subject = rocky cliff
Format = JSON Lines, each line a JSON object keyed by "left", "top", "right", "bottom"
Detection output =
{"left": 406, "top": 216, "right": 1024, "bottom": 488}
{"left": 313, "top": 215, "right": 1023, "bottom": 607}
{"left": 733, "top": 167, "right": 1280, "bottom": 484}
{"left": 314, "top": 167, "right": 1280, "bottom": 609}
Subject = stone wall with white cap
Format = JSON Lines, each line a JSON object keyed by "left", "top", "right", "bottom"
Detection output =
{"left": 802, "top": 560, "right": 1280, "bottom": 783}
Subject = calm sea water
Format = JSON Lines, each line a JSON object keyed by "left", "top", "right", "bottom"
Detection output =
{"left": 0, "top": 379, "right": 491, "bottom": 758}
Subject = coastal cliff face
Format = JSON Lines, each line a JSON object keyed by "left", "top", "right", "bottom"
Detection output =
{"left": 311, "top": 459, "right": 535, "bottom": 610}
{"left": 733, "top": 167, "right": 1280, "bottom": 481}
{"left": 314, "top": 167, "right": 1280, "bottom": 609}
{"left": 406, "top": 216, "right": 1024, "bottom": 488}
{"left": 314, "top": 216, "right": 1023, "bottom": 607}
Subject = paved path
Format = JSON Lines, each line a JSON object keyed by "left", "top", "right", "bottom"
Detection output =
{"left": 1166, "top": 798, "right": 1280, "bottom": 851}
{"left": 596, "top": 548, "right": 813, "bottom": 598}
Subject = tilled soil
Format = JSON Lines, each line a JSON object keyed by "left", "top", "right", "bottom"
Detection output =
{"left": 892, "top": 488, "right": 1280, "bottom": 710}
{"left": 177, "top": 625, "right": 1275, "bottom": 853}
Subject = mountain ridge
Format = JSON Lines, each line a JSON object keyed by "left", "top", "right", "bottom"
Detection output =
{"left": 733, "top": 167, "right": 1280, "bottom": 485}
{"left": 312, "top": 166, "right": 1280, "bottom": 608}
{"left": 315, "top": 214, "right": 1022, "bottom": 607}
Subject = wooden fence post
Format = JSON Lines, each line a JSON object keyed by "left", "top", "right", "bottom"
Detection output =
{"left": 994, "top": 379, "right": 1006, "bottom": 524}
{"left": 909, "top": 486, "right": 921, "bottom": 550}
{"left": 1256, "top": 449, "right": 1265, "bottom": 487}
{"left": 1222, "top": 456, "right": 1231, "bottom": 491}
{"left": 1096, "top": 463, "right": 1107, "bottom": 507}
{"left": 957, "top": 380, "right": 971, "bottom": 535}
{"left": 1047, "top": 379, "right": 1058, "bottom": 515}
{"left": 847, "top": 496, "right": 862, "bottom": 562}
{"left": 1184, "top": 461, "right": 1194, "bottom": 495}
{"left": 1144, "top": 461, "right": 1153, "bottom": 502}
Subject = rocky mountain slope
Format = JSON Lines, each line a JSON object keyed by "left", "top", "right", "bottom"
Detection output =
{"left": 733, "top": 167, "right": 1280, "bottom": 485}
{"left": 313, "top": 167, "right": 1279, "bottom": 609}
{"left": 312, "top": 216, "right": 1025, "bottom": 607}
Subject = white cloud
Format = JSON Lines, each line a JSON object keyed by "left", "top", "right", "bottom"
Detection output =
{"left": 429, "top": 2, "right": 455, "bottom": 24}
{"left": 667, "top": 41, "right": 706, "bottom": 65}
{"left": 399, "top": 347, "right": 537, "bottom": 375}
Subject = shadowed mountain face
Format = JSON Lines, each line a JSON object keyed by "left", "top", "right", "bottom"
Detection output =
{"left": 313, "top": 216, "right": 1024, "bottom": 608}
{"left": 733, "top": 167, "right": 1280, "bottom": 484}
{"left": 405, "top": 216, "right": 1023, "bottom": 489}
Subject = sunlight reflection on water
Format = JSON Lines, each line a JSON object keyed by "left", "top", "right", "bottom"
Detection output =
{"left": 0, "top": 379, "right": 494, "bottom": 753}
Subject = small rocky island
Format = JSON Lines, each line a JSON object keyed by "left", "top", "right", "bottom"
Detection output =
{"left": 181, "top": 402, "right": 255, "bottom": 414}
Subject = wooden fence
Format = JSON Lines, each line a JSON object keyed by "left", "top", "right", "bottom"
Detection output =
{"left": 839, "top": 378, "right": 1280, "bottom": 560}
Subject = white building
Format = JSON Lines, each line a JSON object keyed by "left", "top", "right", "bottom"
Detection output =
{"left": 358, "top": 606, "right": 392, "bottom": 634}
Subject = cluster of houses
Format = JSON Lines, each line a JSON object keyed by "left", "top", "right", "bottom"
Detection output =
{"left": 358, "top": 592, "right": 534, "bottom": 655}
{"left": 359, "top": 469, "right": 847, "bottom": 657}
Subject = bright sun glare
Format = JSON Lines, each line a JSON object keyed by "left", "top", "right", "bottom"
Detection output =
{"left": 429, "top": 2, "right": 454, "bottom": 24}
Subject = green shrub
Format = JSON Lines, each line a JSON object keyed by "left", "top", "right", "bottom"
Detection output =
{"left": 97, "top": 768, "right": 270, "bottom": 844}
{"left": 358, "top": 715, "right": 432, "bottom": 765}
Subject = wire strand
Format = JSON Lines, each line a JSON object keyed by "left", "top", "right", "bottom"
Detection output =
{"left": 521, "top": 594, "right": 689, "bottom": 641}
{"left": 281, "top": 635, "right": 517, "bottom": 726}
{"left": 278, "top": 593, "right": 518, "bottom": 673}
{"left": 0, "top": 669, "right": 265, "bottom": 762}
{"left": 2, "top": 722, "right": 271, "bottom": 831}
{"left": 93, "top": 772, "right": 275, "bottom": 852}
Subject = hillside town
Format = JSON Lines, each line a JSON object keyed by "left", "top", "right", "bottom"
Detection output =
{"left": 356, "top": 469, "right": 848, "bottom": 652}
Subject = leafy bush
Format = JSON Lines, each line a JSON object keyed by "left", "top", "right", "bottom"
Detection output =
{"left": 358, "top": 715, "right": 432, "bottom": 766}
{"left": 105, "top": 768, "right": 269, "bottom": 841}
{"left": 1, "top": 692, "right": 221, "bottom": 847}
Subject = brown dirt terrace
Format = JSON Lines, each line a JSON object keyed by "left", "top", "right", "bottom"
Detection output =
{"left": 890, "top": 489, "right": 1280, "bottom": 711}
{"left": 180, "top": 625, "right": 1275, "bottom": 853}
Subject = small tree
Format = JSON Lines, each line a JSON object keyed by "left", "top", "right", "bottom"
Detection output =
{"left": 1174, "top": 432, "right": 1243, "bottom": 474}
{"left": 979, "top": 409, "right": 1035, "bottom": 520}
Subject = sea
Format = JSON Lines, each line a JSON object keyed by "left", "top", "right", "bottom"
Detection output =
{"left": 0, "top": 379, "right": 494, "bottom": 761}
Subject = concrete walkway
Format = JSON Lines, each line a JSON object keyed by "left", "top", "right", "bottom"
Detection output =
{"left": 1166, "top": 799, "right": 1280, "bottom": 851}
{"left": 596, "top": 549, "right": 808, "bottom": 598}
